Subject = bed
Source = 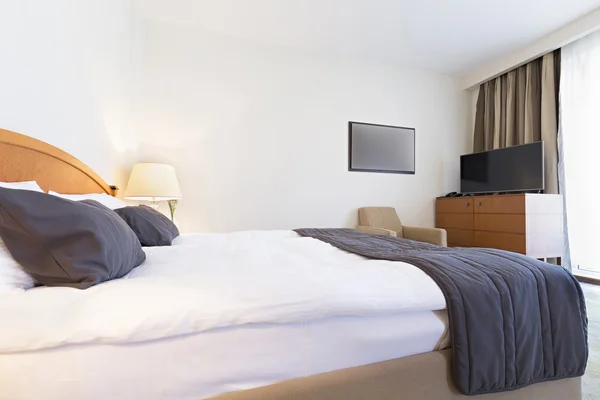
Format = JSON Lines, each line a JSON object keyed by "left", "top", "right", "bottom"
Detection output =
{"left": 0, "top": 128, "right": 585, "bottom": 400}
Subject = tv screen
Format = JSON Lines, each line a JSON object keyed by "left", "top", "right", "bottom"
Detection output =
{"left": 348, "top": 122, "right": 415, "bottom": 174}
{"left": 460, "top": 142, "right": 545, "bottom": 194}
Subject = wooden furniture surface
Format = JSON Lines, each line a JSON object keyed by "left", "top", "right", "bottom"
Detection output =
{"left": 0, "top": 128, "right": 116, "bottom": 195}
{"left": 436, "top": 194, "right": 563, "bottom": 259}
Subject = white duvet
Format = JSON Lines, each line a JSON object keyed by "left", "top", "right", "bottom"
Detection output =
{"left": 0, "top": 230, "right": 446, "bottom": 353}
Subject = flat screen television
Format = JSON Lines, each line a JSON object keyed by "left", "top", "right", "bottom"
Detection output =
{"left": 348, "top": 121, "right": 415, "bottom": 174}
{"left": 460, "top": 142, "right": 544, "bottom": 194}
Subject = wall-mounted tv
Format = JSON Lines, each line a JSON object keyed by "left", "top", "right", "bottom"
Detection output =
{"left": 348, "top": 121, "right": 415, "bottom": 174}
{"left": 460, "top": 142, "right": 545, "bottom": 194}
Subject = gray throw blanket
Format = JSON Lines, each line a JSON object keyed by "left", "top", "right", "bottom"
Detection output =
{"left": 294, "top": 228, "right": 588, "bottom": 396}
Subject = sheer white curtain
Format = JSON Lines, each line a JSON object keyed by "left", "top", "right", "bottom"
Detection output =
{"left": 560, "top": 30, "right": 600, "bottom": 273}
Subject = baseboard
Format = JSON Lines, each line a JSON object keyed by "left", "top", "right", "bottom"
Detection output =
{"left": 574, "top": 273, "right": 600, "bottom": 286}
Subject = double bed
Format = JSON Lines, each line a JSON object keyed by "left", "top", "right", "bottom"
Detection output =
{"left": 0, "top": 128, "right": 586, "bottom": 400}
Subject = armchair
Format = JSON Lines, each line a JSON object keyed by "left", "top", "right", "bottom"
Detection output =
{"left": 356, "top": 207, "right": 447, "bottom": 247}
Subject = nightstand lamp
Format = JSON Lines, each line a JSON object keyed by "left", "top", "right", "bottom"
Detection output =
{"left": 124, "top": 163, "right": 182, "bottom": 217}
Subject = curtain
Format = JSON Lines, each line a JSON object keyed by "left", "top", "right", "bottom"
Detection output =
{"left": 560, "top": 31, "right": 600, "bottom": 274}
{"left": 473, "top": 50, "right": 560, "bottom": 194}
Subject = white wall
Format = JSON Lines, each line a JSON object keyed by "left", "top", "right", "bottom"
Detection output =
{"left": 134, "top": 21, "right": 470, "bottom": 233}
{"left": 0, "top": 6, "right": 471, "bottom": 233}
{"left": 0, "top": 0, "right": 138, "bottom": 185}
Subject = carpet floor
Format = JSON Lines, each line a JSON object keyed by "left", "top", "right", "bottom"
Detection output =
{"left": 582, "top": 283, "right": 600, "bottom": 399}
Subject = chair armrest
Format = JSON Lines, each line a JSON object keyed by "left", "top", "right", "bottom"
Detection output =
{"left": 356, "top": 225, "right": 397, "bottom": 237}
{"left": 403, "top": 226, "right": 447, "bottom": 247}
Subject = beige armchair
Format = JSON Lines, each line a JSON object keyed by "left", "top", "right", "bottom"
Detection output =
{"left": 356, "top": 207, "right": 447, "bottom": 247}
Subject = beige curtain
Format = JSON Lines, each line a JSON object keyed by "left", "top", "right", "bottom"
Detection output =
{"left": 473, "top": 50, "right": 560, "bottom": 194}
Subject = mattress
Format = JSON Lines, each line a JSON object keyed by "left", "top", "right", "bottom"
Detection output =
{"left": 0, "top": 231, "right": 445, "bottom": 353}
{"left": 0, "top": 310, "right": 448, "bottom": 400}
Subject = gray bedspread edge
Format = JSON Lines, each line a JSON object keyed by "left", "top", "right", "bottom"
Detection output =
{"left": 294, "top": 228, "right": 588, "bottom": 396}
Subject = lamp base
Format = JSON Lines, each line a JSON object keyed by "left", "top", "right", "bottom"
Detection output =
{"left": 168, "top": 199, "right": 179, "bottom": 222}
{"left": 148, "top": 200, "right": 160, "bottom": 210}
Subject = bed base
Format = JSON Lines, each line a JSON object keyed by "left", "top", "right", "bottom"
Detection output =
{"left": 212, "top": 349, "right": 581, "bottom": 400}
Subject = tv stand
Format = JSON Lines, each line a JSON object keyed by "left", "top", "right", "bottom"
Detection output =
{"left": 435, "top": 193, "right": 563, "bottom": 262}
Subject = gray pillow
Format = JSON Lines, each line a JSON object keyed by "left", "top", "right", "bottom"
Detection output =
{"left": 114, "top": 205, "right": 180, "bottom": 246}
{"left": 0, "top": 187, "right": 146, "bottom": 289}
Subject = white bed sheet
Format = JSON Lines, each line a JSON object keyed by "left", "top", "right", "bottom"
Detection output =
{"left": 0, "top": 230, "right": 446, "bottom": 353}
{"left": 0, "top": 310, "right": 448, "bottom": 400}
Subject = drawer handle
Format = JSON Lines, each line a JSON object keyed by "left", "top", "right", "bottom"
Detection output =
{"left": 477, "top": 201, "right": 482, "bottom": 207}
{"left": 465, "top": 201, "right": 470, "bottom": 207}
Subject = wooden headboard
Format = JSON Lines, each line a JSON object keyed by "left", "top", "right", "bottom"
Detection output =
{"left": 0, "top": 128, "right": 117, "bottom": 196}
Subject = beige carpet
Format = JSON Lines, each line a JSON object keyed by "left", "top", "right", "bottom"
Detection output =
{"left": 582, "top": 283, "right": 600, "bottom": 400}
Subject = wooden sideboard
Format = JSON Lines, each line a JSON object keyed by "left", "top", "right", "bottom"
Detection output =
{"left": 435, "top": 194, "right": 564, "bottom": 261}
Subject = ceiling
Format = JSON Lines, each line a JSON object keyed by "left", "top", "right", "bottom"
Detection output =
{"left": 136, "top": 0, "right": 600, "bottom": 76}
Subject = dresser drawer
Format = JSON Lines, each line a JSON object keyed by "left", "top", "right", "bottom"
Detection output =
{"left": 474, "top": 196, "right": 525, "bottom": 214}
{"left": 446, "top": 229, "right": 474, "bottom": 247}
{"left": 436, "top": 214, "right": 473, "bottom": 230}
{"left": 474, "top": 231, "right": 526, "bottom": 254}
{"left": 436, "top": 198, "right": 474, "bottom": 214}
{"left": 474, "top": 214, "right": 526, "bottom": 234}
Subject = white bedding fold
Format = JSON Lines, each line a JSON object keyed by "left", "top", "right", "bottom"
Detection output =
{"left": 0, "top": 230, "right": 446, "bottom": 353}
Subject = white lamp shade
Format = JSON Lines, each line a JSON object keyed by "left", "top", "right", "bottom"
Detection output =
{"left": 125, "top": 163, "right": 182, "bottom": 201}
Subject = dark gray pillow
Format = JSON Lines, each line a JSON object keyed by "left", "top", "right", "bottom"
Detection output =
{"left": 0, "top": 187, "right": 146, "bottom": 289}
{"left": 114, "top": 205, "right": 180, "bottom": 246}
